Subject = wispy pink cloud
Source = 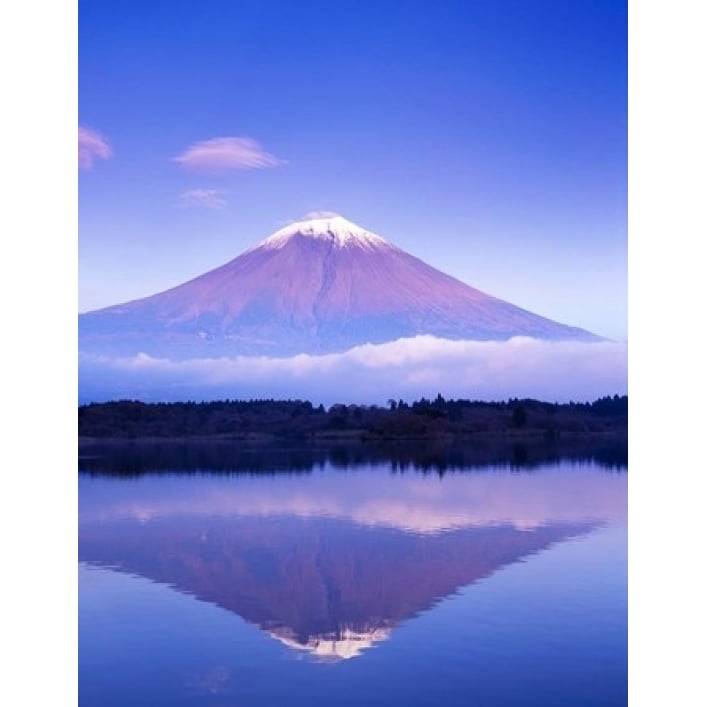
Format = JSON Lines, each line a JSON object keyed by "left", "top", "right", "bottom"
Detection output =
{"left": 78, "top": 126, "right": 113, "bottom": 170}
{"left": 173, "top": 136, "right": 284, "bottom": 173}
{"left": 178, "top": 188, "right": 228, "bottom": 210}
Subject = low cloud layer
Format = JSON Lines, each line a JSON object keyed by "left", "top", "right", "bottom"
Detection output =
{"left": 173, "top": 136, "right": 283, "bottom": 173}
{"left": 79, "top": 336, "right": 627, "bottom": 405}
{"left": 78, "top": 126, "right": 112, "bottom": 170}
{"left": 178, "top": 188, "right": 228, "bottom": 209}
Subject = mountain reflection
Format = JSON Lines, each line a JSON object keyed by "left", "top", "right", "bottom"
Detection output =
{"left": 79, "top": 466, "right": 624, "bottom": 661}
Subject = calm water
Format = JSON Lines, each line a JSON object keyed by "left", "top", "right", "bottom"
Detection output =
{"left": 79, "top": 449, "right": 627, "bottom": 706}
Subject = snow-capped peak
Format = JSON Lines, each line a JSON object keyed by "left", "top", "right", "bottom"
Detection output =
{"left": 259, "top": 214, "right": 390, "bottom": 250}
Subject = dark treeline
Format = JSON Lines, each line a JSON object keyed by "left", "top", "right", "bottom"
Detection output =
{"left": 79, "top": 394, "right": 627, "bottom": 441}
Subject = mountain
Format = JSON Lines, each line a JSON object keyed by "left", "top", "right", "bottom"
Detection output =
{"left": 79, "top": 214, "right": 600, "bottom": 358}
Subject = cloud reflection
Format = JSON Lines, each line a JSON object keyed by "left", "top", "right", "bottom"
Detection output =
{"left": 80, "top": 464, "right": 627, "bottom": 533}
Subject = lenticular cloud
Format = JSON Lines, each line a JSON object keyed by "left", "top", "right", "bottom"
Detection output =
{"left": 79, "top": 336, "right": 627, "bottom": 405}
{"left": 173, "top": 137, "right": 283, "bottom": 173}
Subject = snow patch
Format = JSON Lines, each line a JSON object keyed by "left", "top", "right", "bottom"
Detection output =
{"left": 259, "top": 214, "right": 391, "bottom": 250}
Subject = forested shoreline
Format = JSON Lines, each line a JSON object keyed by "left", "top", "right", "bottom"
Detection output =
{"left": 79, "top": 395, "right": 627, "bottom": 441}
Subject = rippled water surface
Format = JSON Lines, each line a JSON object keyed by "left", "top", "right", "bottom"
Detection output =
{"left": 79, "top": 448, "right": 627, "bottom": 706}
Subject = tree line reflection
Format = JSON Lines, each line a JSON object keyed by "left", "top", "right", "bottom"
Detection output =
{"left": 79, "top": 438, "right": 627, "bottom": 476}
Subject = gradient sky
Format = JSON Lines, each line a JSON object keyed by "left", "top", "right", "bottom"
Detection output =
{"left": 79, "top": 0, "right": 627, "bottom": 340}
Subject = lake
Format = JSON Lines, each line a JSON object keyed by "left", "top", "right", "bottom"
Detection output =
{"left": 79, "top": 444, "right": 627, "bottom": 706}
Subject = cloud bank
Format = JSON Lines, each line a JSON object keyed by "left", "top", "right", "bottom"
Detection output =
{"left": 173, "top": 137, "right": 283, "bottom": 173}
{"left": 178, "top": 188, "right": 228, "bottom": 210}
{"left": 78, "top": 126, "right": 112, "bottom": 170}
{"left": 79, "top": 336, "right": 627, "bottom": 405}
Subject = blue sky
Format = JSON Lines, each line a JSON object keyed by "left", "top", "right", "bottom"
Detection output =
{"left": 79, "top": 0, "right": 627, "bottom": 340}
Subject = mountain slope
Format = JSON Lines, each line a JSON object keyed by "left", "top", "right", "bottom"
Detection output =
{"left": 79, "top": 215, "right": 600, "bottom": 358}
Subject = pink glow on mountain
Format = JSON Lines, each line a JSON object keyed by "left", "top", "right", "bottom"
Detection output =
{"left": 80, "top": 214, "right": 599, "bottom": 357}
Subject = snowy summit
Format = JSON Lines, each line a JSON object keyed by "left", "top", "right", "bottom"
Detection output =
{"left": 259, "top": 213, "right": 391, "bottom": 250}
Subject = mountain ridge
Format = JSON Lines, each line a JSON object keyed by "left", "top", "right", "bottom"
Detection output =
{"left": 79, "top": 214, "right": 600, "bottom": 358}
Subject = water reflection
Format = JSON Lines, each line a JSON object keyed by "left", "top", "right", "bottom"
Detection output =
{"left": 79, "top": 438, "right": 628, "bottom": 475}
{"left": 79, "top": 461, "right": 625, "bottom": 661}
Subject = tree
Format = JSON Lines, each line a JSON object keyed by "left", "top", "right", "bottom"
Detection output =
{"left": 512, "top": 404, "right": 527, "bottom": 428}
